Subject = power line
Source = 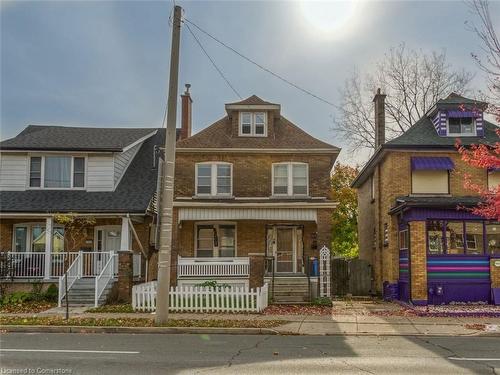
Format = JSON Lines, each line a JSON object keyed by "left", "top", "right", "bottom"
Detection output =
{"left": 185, "top": 22, "right": 242, "bottom": 100}
{"left": 183, "top": 17, "right": 336, "bottom": 108}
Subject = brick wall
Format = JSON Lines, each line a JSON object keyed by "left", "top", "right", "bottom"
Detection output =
{"left": 491, "top": 258, "right": 500, "bottom": 289}
{"left": 409, "top": 221, "right": 427, "bottom": 303}
{"left": 358, "top": 150, "right": 489, "bottom": 294}
{"left": 174, "top": 153, "right": 335, "bottom": 198}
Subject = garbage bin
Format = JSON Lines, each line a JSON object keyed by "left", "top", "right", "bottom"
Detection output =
{"left": 310, "top": 257, "right": 319, "bottom": 276}
{"left": 383, "top": 281, "right": 399, "bottom": 301}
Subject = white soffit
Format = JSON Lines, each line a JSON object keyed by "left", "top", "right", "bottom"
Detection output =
{"left": 178, "top": 208, "right": 317, "bottom": 222}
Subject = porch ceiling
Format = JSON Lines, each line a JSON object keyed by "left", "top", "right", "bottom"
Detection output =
{"left": 178, "top": 207, "right": 318, "bottom": 222}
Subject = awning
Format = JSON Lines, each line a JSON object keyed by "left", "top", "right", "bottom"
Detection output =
{"left": 446, "top": 110, "right": 481, "bottom": 118}
{"left": 411, "top": 157, "right": 454, "bottom": 171}
{"left": 178, "top": 207, "right": 317, "bottom": 222}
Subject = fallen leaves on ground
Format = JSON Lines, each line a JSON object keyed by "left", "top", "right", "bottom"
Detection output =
{"left": 0, "top": 301, "right": 56, "bottom": 314}
{"left": 85, "top": 304, "right": 135, "bottom": 313}
{"left": 263, "top": 304, "right": 332, "bottom": 315}
{"left": 464, "top": 323, "right": 486, "bottom": 331}
{"left": 0, "top": 316, "right": 284, "bottom": 329}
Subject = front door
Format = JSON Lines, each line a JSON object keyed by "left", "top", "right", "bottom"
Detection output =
{"left": 276, "top": 227, "right": 295, "bottom": 273}
{"left": 93, "top": 227, "right": 121, "bottom": 275}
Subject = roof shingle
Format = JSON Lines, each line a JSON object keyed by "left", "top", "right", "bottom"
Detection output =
{"left": 0, "top": 125, "right": 157, "bottom": 152}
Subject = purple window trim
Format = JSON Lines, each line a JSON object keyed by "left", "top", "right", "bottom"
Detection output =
{"left": 425, "top": 220, "right": 491, "bottom": 256}
{"left": 446, "top": 110, "right": 482, "bottom": 118}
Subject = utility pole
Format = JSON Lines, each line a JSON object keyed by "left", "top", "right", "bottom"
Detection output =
{"left": 156, "top": 4, "right": 182, "bottom": 325}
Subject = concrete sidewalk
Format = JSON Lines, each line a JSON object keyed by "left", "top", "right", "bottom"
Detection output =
{"left": 2, "top": 304, "right": 500, "bottom": 336}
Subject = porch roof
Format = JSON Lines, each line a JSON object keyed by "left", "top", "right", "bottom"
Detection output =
{"left": 178, "top": 207, "right": 319, "bottom": 222}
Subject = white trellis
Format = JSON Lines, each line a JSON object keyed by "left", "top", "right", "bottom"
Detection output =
{"left": 319, "top": 245, "right": 331, "bottom": 297}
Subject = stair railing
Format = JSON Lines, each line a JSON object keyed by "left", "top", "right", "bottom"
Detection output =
{"left": 58, "top": 252, "right": 82, "bottom": 307}
{"left": 94, "top": 252, "right": 117, "bottom": 307}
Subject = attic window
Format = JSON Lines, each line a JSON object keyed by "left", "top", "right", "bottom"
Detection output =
{"left": 448, "top": 117, "right": 476, "bottom": 136}
{"left": 239, "top": 112, "right": 267, "bottom": 137}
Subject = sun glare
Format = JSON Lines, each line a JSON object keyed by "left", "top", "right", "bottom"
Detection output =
{"left": 299, "top": 0, "right": 361, "bottom": 38}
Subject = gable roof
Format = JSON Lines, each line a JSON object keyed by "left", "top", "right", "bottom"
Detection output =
{"left": 436, "top": 92, "right": 486, "bottom": 106}
{"left": 176, "top": 115, "right": 339, "bottom": 151}
{"left": 0, "top": 129, "right": 166, "bottom": 214}
{"left": 0, "top": 125, "right": 157, "bottom": 152}
{"left": 226, "top": 95, "right": 278, "bottom": 106}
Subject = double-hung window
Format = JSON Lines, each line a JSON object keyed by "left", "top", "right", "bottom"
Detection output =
{"left": 196, "top": 162, "right": 232, "bottom": 196}
{"left": 272, "top": 163, "right": 308, "bottom": 196}
{"left": 448, "top": 117, "right": 476, "bottom": 136}
{"left": 29, "top": 156, "right": 85, "bottom": 189}
{"left": 239, "top": 112, "right": 267, "bottom": 136}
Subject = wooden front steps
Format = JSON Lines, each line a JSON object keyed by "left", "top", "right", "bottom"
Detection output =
{"left": 265, "top": 276, "right": 310, "bottom": 304}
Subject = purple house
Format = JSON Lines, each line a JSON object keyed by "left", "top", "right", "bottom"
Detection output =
{"left": 352, "top": 92, "right": 500, "bottom": 305}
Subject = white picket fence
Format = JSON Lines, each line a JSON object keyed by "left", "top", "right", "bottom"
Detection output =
{"left": 132, "top": 281, "right": 269, "bottom": 313}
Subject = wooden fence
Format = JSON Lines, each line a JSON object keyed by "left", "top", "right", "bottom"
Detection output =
{"left": 132, "top": 281, "right": 269, "bottom": 313}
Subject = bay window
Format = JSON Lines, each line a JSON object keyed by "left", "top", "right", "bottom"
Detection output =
{"left": 426, "top": 220, "right": 491, "bottom": 255}
{"left": 195, "top": 162, "right": 232, "bottom": 196}
{"left": 272, "top": 163, "right": 308, "bottom": 196}
{"left": 29, "top": 155, "right": 85, "bottom": 189}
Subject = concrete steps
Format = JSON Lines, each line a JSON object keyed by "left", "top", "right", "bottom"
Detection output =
{"left": 62, "top": 278, "right": 115, "bottom": 306}
{"left": 266, "top": 276, "right": 310, "bottom": 304}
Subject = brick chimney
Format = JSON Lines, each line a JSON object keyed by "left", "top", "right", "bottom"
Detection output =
{"left": 373, "top": 88, "right": 386, "bottom": 149}
{"left": 180, "top": 84, "right": 192, "bottom": 140}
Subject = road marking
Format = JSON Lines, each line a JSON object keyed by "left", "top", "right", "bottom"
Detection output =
{"left": 0, "top": 349, "right": 139, "bottom": 354}
{"left": 449, "top": 357, "right": 500, "bottom": 361}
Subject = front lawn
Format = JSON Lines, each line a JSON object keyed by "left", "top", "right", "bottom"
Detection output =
{"left": 0, "top": 316, "right": 284, "bottom": 328}
{"left": 0, "top": 300, "right": 56, "bottom": 314}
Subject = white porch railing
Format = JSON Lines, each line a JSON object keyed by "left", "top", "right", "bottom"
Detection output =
{"left": 177, "top": 256, "right": 250, "bottom": 278}
{"left": 132, "top": 281, "right": 269, "bottom": 313}
{"left": 58, "top": 253, "right": 82, "bottom": 307}
{"left": 4, "top": 252, "right": 80, "bottom": 279}
{"left": 95, "top": 253, "right": 118, "bottom": 307}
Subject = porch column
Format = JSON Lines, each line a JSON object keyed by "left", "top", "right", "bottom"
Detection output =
{"left": 44, "top": 217, "right": 53, "bottom": 279}
{"left": 249, "top": 253, "right": 265, "bottom": 289}
{"left": 120, "top": 216, "right": 130, "bottom": 251}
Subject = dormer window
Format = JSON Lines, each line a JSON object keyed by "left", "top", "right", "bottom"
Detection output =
{"left": 29, "top": 155, "right": 86, "bottom": 189}
{"left": 448, "top": 117, "right": 476, "bottom": 136}
{"left": 239, "top": 112, "right": 267, "bottom": 137}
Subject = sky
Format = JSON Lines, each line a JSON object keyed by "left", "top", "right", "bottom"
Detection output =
{"left": 1, "top": 0, "right": 499, "bottom": 165}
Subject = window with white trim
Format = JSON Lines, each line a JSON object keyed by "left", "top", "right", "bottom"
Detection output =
{"left": 447, "top": 117, "right": 476, "bottom": 136}
{"left": 13, "top": 223, "right": 65, "bottom": 253}
{"left": 196, "top": 162, "right": 232, "bottom": 196}
{"left": 239, "top": 112, "right": 267, "bottom": 136}
{"left": 272, "top": 163, "right": 308, "bottom": 196}
{"left": 29, "top": 156, "right": 86, "bottom": 189}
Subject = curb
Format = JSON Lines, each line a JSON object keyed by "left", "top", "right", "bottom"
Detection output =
{"left": 0, "top": 325, "right": 280, "bottom": 335}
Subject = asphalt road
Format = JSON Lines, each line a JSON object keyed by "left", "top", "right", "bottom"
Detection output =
{"left": 0, "top": 333, "right": 499, "bottom": 374}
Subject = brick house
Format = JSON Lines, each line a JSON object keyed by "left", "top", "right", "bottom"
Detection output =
{"left": 171, "top": 90, "right": 339, "bottom": 302}
{"left": 0, "top": 88, "right": 339, "bottom": 304}
{"left": 0, "top": 125, "right": 167, "bottom": 303}
{"left": 352, "top": 91, "right": 500, "bottom": 305}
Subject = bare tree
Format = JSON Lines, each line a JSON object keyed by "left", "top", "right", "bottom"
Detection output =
{"left": 467, "top": 0, "right": 500, "bottom": 116}
{"left": 333, "top": 44, "right": 474, "bottom": 153}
